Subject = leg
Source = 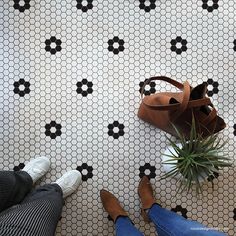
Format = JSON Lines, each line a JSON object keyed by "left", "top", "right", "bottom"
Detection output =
{"left": 148, "top": 204, "right": 227, "bottom": 236}
{"left": 0, "top": 184, "right": 63, "bottom": 236}
{"left": 0, "top": 156, "right": 50, "bottom": 212}
{"left": 0, "top": 171, "right": 32, "bottom": 212}
{"left": 0, "top": 169, "right": 82, "bottom": 236}
{"left": 138, "top": 177, "right": 227, "bottom": 236}
{"left": 100, "top": 190, "right": 144, "bottom": 236}
{"left": 115, "top": 216, "right": 144, "bottom": 236}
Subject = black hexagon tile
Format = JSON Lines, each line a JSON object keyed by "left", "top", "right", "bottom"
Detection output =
{"left": 107, "top": 215, "right": 113, "bottom": 222}
{"left": 233, "top": 124, "right": 236, "bottom": 136}
{"left": 139, "top": 79, "right": 156, "bottom": 96}
{"left": 139, "top": 0, "right": 156, "bottom": 12}
{"left": 107, "top": 121, "right": 125, "bottom": 139}
{"left": 202, "top": 0, "right": 219, "bottom": 12}
{"left": 171, "top": 205, "right": 188, "bottom": 219}
{"left": 108, "top": 37, "right": 125, "bottom": 54}
{"left": 139, "top": 163, "right": 156, "bottom": 179}
{"left": 233, "top": 40, "right": 236, "bottom": 51}
{"left": 13, "top": 163, "right": 25, "bottom": 171}
{"left": 13, "top": 79, "right": 30, "bottom": 97}
{"left": 206, "top": 79, "right": 219, "bottom": 97}
{"left": 13, "top": 0, "right": 30, "bottom": 12}
{"left": 170, "top": 37, "right": 187, "bottom": 55}
{"left": 76, "top": 79, "right": 93, "bottom": 97}
{"left": 45, "top": 121, "right": 62, "bottom": 139}
{"left": 76, "top": 163, "right": 93, "bottom": 181}
{"left": 45, "top": 36, "right": 62, "bottom": 55}
{"left": 76, "top": 0, "right": 93, "bottom": 12}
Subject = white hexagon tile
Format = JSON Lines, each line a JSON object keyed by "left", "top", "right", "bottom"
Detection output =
{"left": 0, "top": 0, "right": 236, "bottom": 235}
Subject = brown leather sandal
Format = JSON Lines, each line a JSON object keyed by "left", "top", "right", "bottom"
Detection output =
{"left": 138, "top": 76, "right": 226, "bottom": 138}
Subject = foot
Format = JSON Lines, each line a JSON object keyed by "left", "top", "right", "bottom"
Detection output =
{"left": 138, "top": 176, "right": 156, "bottom": 210}
{"left": 55, "top": 170, "right": 82, "bottom": 198}
{"left": 23, "top": 156, "right": 50, "bottom": 184}
{"left": 100, "top": 189, "right": 128, "bottom": 222}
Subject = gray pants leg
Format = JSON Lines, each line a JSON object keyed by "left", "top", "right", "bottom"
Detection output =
{"left": 0, "top": 171, "right": 64, "bottom": 236}
{"left": 0, "top": 171, "right": 33, "bottom": 211}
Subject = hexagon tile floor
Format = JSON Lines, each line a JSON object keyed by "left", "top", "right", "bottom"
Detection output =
{"left": 0, "top": 0, "right": 236, "bottom": 235}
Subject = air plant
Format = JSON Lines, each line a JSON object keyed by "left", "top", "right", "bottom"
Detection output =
{"left": 161, "top": 116, "right": 232, "bottom": 195}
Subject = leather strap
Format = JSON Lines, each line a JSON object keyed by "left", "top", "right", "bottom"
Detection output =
{"left": 201, "top": 105, "right": 217, "bottom": 126}
{"left": 143, "top": 97, "right": 212, "bottom": 110}
{"left": 140, "top": 76, "right": 184, "bottom": 98}
{"left": 171, "top": 81, "right": 191, "bottom": 121}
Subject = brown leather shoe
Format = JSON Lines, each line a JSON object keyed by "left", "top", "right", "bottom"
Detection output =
{"left": 100, "top": 189, "right": 128, "bottom": 222}
{"left": 138, "top": 176, "right": 157, "bottom": 222}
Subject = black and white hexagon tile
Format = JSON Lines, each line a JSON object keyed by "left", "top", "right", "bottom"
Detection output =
{"left": 0, "top": 0, "right": 236, "bottom": 235}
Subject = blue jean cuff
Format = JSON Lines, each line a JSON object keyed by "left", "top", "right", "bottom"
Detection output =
{"left": 145, "top": 203, "right": 162, "bottom": 214}
{"left": 115, "top": 216, "right": 133, "bottom": 224}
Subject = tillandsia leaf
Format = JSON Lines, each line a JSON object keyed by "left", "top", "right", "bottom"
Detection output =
{"left": 215, "top": 140, "right": 228, "bottom": 151}
{"left": 178, "top": 182, "right": 187, "bottom": 195}
{"left": 181, "top": 166, "right": 191, "bottom": 179}
{"left": 183, "top": 181, "right": 192, "bottom": 192}
{"left": 189, "top": 115, "right": 197, "bottom": 151}
{"left": 163, "top": 157, "right": 184, "bottom": 163}
{"left": 178, "top": 164, "right": 188, "bottom": 175}
{"left": 171, "top": 123, "right": 186, "bottom": 145}
{"left": 192, "top": 167, "right": 201, "bottom": 185}
{"left": 162, "top": 154, "right": 180, "bottom": 160}
{"left": 203, "top": 144, "right": 220, "bottom": 154}
{"left": 213, "top": 136, "right": 222, "bottom": 148}
{"left": 166, "top": 137, "right": 179, "bottom": 149}
{"left": 200, "top": 142, "right": 212, "bottom": 151}
{"left": 192, "top": 138, "right": 201, "bottom": 152}
{"left": 203, "top": 133, "right": 216, "bottom": 142}
{"left": 216, "top": 162, "right": 232, "bottom": 167}
{"left": 166, "top": 137, "right": 182, "bottom": 152}
{"left": 207, "top": 158, "right": 232, "bottom": 164}
{"left": 161, "top": 168, "right": 180, "bottom": 180}
{"left": 216, "top": 157, "right": 232, "bottom": 162}
{"left": 221, "top": 163, "right": 233, "bottom": 167}
{"left": 192, "top": 161, "right": 210, "bottom": 169}
{"left": 162, "top": 166, "right": 179, "bottom": 175}
{"left": 210, "top": 180, "right": 215, "bottom": 191}
{"left": 176, "top": 178, "right": 187, "bottom": 194}
{"left": 196, "top": 181, "right": 203, "bottom": 195}
{"left": 187, "top": 153, "right": 205, "bottom": 158}
{"left": 168, "top": 146, "right": 181, "bottom": 157}
{"left": 208, "top": 166, "right": 219, "bottom": 174}
{"left": 195, "top": 166, "right": 207, "bottom": 180}
{"left": 161, "top": 172, "right": 180, "bottom": 180}
{"left": 187, "top": 173, "right": 193, "bottom": 193}
{"left": 163, "top": 162, "right": 179, "bottom": 166}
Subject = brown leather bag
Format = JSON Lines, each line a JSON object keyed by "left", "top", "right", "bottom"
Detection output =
{"left": 137, "top": 76, "right": 226, "bottom": 138}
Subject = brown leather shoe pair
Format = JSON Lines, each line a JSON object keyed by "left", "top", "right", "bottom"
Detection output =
{"left": 100, "top": 176, "right": 156, "bottom": 222}
{"left": 138, "top": 76, "right": 226, "bottom": 138}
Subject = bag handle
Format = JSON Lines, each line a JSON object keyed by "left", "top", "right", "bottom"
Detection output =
{"left": 201, "top": 105, "right": 217, "bottom": 126}
{"left": 140, "top": 76, "right": 185, "bottom": 98}
{"left": 171, "top": 81, "right": 191, "bottom": 120}
{"left": 144, "top": 97, "right": 212, "bottom": 111}
{"left": 140, "top": 76, "right": 213, "bottom": 121}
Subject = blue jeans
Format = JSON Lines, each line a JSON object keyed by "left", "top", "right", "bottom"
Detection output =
{"left": 115, "top": 204, "right": 227, "bottom": 236}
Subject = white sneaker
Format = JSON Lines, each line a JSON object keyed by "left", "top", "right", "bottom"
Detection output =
{"left": 23, "top": 156, "right": 50, "bottom": 184}
{"left": 54, "top": 170, "right": 82, "bottom": 198}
